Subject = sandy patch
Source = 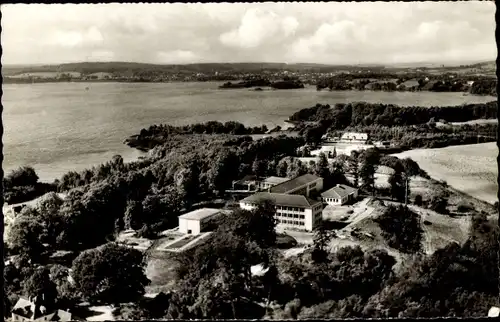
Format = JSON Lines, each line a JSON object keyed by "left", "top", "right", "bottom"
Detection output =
{"left": 392, "top": 143, "right": 498, "bottom": 204}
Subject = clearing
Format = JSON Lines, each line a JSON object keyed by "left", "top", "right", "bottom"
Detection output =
{"left": 392, "top": 142, "right": 498, "bottom": 204}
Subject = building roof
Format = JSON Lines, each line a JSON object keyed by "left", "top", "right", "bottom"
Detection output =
{"left": 13, "top": 297, "right": 33, "bottom": 312}
{"left": 12, "top": 297, "right": 72, "bottom": 321}
{"left": 178, "top": 208, "right": 221, "bottom": 221}
{"left": 263, "top": 176, "right": 290, "bottom": 185}
{"left": 233, "top": 175, "right": 258, "bottom": 184}
{"left": 269, "top": 174, "right": 322, "bottom": 194}
{"left": 321, "top": 184, "right": 357, "bottom": 199}
{"left": 240, "top": 192, "right": 321, "bottom": 208}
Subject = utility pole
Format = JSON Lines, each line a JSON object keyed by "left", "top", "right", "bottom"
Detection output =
{"left": 404, "top": 174, "right": 409, "bottom": 207}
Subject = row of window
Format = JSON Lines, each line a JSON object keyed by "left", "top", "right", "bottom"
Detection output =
{"left": 313, "top": 204, "right": 323, "bottom": 212}
{"left": 276, "top": 213, "right": 305, "bottom": 219}
{"left": 277, "top": 206, "right": 305, "bottom": 212}
{"left": 278, "top": 219, "right": 305, "bottom": 226}
{"left": 324, "top": 197, "right": 343, "bottom": 203}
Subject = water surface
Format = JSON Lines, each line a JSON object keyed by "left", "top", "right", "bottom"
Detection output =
{"left": 3, "top": 82, "right": 495, "bottom": 182}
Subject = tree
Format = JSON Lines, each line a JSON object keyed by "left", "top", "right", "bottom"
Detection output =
{"left": 312, "top": 222, "right": 335, "bottom": 263}
{"left": 375, "top": 205, "right": 423, "bottom": 254}
{"left": 414, "top": 194, "right": 423, "bottom": 206}
{"left": 252, "top": 158, "right": 268, "bottom": 177}
{"left": 22, "top": 267, "right": 58, "bottom": 309}
{"left": 174, "top": 160, "right": 201, "bottom": 205}
{"left": 315, "top": 152, "right": 330, "bottom": 181}
{"left": 428, "top": 192, "right": 449, "bottom": 214}
{"left": 400, "top": 158, "right": 420, "bottom": 177}
{"left": 388, "top": 170, "right": 405, "bottom": 202}
{"left": 124, "top": 200, "right": 144, "bottom": 230}
{"left": 359, "top": 149, "right": 380, "bottom": 195}
{"left": 8, "top": 214, "right": 45, "bottom": 260}
{"left": 4, "top": 166, "right": 39, "bottom": 188}
{"left": 348, "top": 151, "right": 360, "bottom": 187}
{"left": 71, "top": 243, "right": 150, "bottom": 304}
{"left": 276, "top": 158, "right": 289, "bottom": 177}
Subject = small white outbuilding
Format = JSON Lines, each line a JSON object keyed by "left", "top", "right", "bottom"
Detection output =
{"left": 178, "top": 208, "right": 222, "bottom": 235}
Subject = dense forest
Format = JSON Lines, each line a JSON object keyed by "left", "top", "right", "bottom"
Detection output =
{"left": 4, "top": 116, "right": 498, "bottom": 319}
{"left": 316, "top": 74, "right": 497, "bottom": 95}
{"left": 6, "top": 195, "right": 496, "bottom": 319}
{"left": 289, "top": 101, "right": 497, "bottom": 147}
{"left": 289, "top": 101, "right": 497, "bottom": 126}
{"left": 126, "top": 121, "right": 270, "bottom": 150}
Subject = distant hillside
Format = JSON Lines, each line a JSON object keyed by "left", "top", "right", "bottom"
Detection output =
{"left": 0, "top": 61, "right": 430, "bottom": 77}
{"left": 2, "top": 62, "right": 348, "bottom": 76}
{"left": 3, "top": 60, "right": 495, "bottom": 77}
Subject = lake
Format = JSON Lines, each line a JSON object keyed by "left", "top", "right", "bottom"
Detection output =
{"left": 2, "top": 82, "right": 496, "bottom": 182}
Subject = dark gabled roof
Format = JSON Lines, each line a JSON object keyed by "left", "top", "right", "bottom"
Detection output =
{"left": 269, "top": 174, "right": 321, "bottom": 194}
{"left": 321, "top": 184, "right": 357, "bottom": 199}
{"left": 240, "top": 192, "right": 322, "bottom": 208}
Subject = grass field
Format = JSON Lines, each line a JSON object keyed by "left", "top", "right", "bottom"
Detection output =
{"left": 392, "top": 143, "right": 498, "bottom": 204}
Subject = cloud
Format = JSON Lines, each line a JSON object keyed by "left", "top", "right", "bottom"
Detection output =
{"left": 157, "top": 50, "right": 199, "bottom": 64}
{"left": 47, "top": 27, "right": 104, "bottom": 48}
{"left": 219, "top": 8, "right": 297, "bottom": 49}
{"left": 0, "top": 2, "right": 495, "bottom": 65}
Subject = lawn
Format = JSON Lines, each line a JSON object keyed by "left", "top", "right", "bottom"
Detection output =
{"left": 392, "top": 142, "right": 498, "bottom": 204}
{"left": 164, "top": 235, "right": 197, "bottom": 249}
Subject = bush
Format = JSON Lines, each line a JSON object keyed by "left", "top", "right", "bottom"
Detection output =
{"left": 137, "top": 225, "right": 157, "bottom": 239}
{"left": 457, "top": 201, "right": 474, "bottom": 213}
{"left": 413, "top": 194, "right": 423, "bottom": 206}
{"left": 375, "top": 205, "right": 423, "bottom": 254}
{"left": 428, "top": 195, "right": 449, "bottom": 214}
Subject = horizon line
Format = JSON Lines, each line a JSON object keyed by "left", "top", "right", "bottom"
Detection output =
{"left": 3, "top": 59, "right": 495, "bottom": 68}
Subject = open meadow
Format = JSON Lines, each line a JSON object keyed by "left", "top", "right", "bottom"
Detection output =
{"left": 392, "top": 142, "right": 498, "bottom": 204}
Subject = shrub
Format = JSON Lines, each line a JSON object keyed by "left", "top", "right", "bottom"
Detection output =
{"left": 413, "top": 194, "right": 423, "bottom": 206}
{"left": 428, "top": 195, "right": 449, "bottom": 214}
{"left": 375, "top": 205, "right": 423, "bottom": 254}
{"left": 137, "top": 225, "right": 157, "bottom": 239}
{"left": 457, "top": 201, "right": 474, "bottom": 213}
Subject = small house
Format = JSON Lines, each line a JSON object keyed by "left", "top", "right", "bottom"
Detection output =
{"left": 321, "top": 184, "right": 358, "bottom": 206}
{"left": 178, "top": 208, "right": 222, "bottom": 235}
{"left": 11, "top": 297, "right": 73, "bottom": 322}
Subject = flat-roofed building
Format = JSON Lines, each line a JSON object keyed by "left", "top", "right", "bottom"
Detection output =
{"left": 239, "top": 192, "right": 323, "bottom": 231}
{"left": 178, "top": 208, "right": 222, "bottom": 235}
{"left": 340, "top": 132, "right": 369, "bottom": 143}
{"left": 268, "top": 174, "right": 323, "bottom": 197}
{"left": 321, "top": 184, "right": 358, "bottom": 206}
{"left": 257, "top": 176, "right": 290, "bottom": 190}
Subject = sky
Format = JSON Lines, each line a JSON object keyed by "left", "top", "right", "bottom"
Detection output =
{"left": 1, "top": 2, "right": 497, "bottom": 66}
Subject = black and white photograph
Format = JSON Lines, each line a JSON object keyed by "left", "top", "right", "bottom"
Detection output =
{"left": 1, "top": 1, "right": 498, "bottom": 320}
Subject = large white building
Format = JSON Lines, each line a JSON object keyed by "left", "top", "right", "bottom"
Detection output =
{"left": 321, "top": 184, "right": 358, "bottom": 206}
{"left": 239, "top": 192, "right": 323, "bottom": 231}
{"left": 178, "top": 208, "right": 222, "bottom": 235}
{"left": 268, "top": 173, "right": 323, "bottom": 197}
{"left": 341, "top": 132, "right": 369, "bottom": 143}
